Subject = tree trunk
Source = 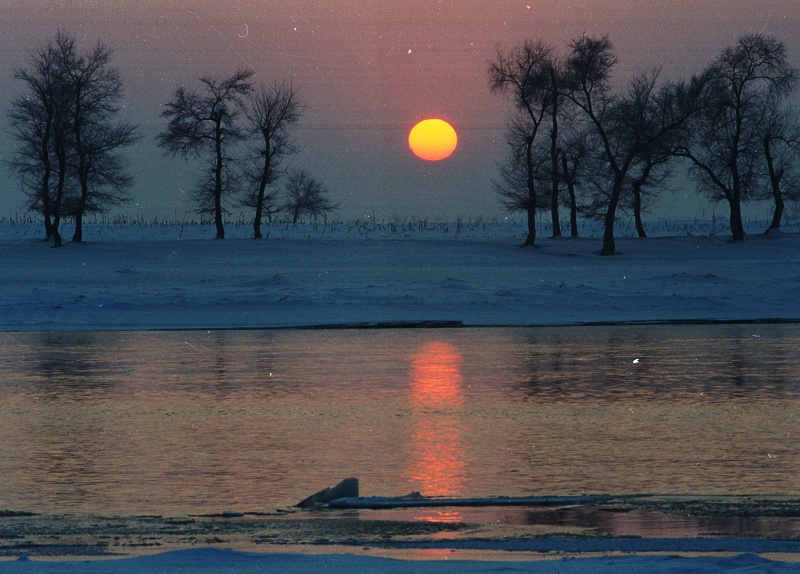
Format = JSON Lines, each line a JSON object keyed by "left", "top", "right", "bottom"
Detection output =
{"left": 549, "top": 85, "right": 561, "bottom": 238}
{"left": 769, "top": 188, "right": 785, "bottom": 231}
{"left": 51, "top": 141, "right": 67, "bottom": 248}
{"left": 214, "top": 195, "right": 225, "bottom": 239}
{"left": 213, "top": 120, "right": 225, "bottom": 239}
{"left": 523, "top": 137, "right": 536, "bottom": 247}
{"left": 253, "top": 171, "right": 266, "bottom": 239}
{"left": 632, "top": 182, "right": 647, "bottom": 238}
{"left": 253, "top": 151, "right": 270, "bottom": 239}
{"left": 253, "top": 205, "right": 263, "bottom": 239}
{"left": 728, "top": 198, "right": 746, "bottom": 241}
{"left": 568, "top": 185, "right": 578, "bottom": 238}
{"left": 523, "top": 206, "right": 536, "bottom": 246}
{"left": 764, "top": 136, "right": 784, "bottom": 231}
{"left": 42, "top": 204, "right": 53, "bottom": 242}
{"left": 600, "top": 176, "right": 623, "bottom": 256}
{"left": 72, "top": 211, "right": 84, "bottom": 243}
{"left": 71, "top": 95, "right": 88, "bottom": 244}
{"left": 51, "top": 212, "right": 63, "bottom": 248}
{"left": 729, "top": 149, "right": 745, "bottom": 241}
{"left": 72, "top": 181, "right": 88, "bottom": 243}
{"left": 561, "top": 155, "right": 578, "bottom": 238}
{"left": 40, "top": 128, "right": 54, "bottom": 241}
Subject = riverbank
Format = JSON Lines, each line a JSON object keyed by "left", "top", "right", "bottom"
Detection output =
{"left": 2, "top": 221, "right": 799, "bottom": 330}
{"left": 1, "top": 495, "right": 799, "bottom": 571}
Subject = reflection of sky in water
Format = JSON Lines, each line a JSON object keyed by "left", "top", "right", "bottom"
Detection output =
{"left": 0, "top": 325, "right": 797, "bottom": 516}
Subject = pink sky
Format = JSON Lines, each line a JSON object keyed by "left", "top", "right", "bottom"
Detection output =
{"left": 1, "top": 0, "right": 799, "bottom": 220}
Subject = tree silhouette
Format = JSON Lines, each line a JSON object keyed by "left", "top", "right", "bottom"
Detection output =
{"left": 489, "top": 40, "right": 556, "bottom": 246}
{"left": 158, "top": 69, "right": 254, "bottom": 239}
{"left": 283, "top": 170, "right": 338, "bottom": 224}
{"left": 63, "top": 34, "right": 137, "bottom": 243}
{"left": 8, "top": 31, "right": 136, "bottom": 246}
{"left": 760, "top": 104, "right": 800, "bottom": 231}
{"left": 565, "top": 37, "right": 698, "bottom": 255}
{"left": 493, "top": 119, "right": 560, "bottom": 228}
{"left": 676, "top": 33, "right": 798, "bottom": 240}
{"left": 556, "top": 125, "right": 592, "bottom": 237}
{"left": 240, "top": 81, "right": 303, "bottom": 238}
{"left": 8, "top": 34, "right": 71, "bottom": 244}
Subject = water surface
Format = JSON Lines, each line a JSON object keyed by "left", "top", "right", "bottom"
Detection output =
{"left": 0, "top": 324, "right": 797, "bottom": 515}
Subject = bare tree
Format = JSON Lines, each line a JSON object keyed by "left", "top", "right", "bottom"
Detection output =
{"left": 761, "top": 104, "right": 800, "bottom": 232}
{"left": 241, "top": 81, "right": 303, "bottom": 238}
{"left": 624, "top": 76, "right": 690, "bottom": 238}
{"left": 545, "top": 59, "right": 568, "bottom": 238}
{"left": 158, "top": 69, "right": 254, "bottom": 239}
{"left": 493, "top": 119, "right": 551, "bottom": 217}
{"left": 283, "top": 170, "right": 338, "bottom": 224}
{"left": 627, "top": 147, "right": 672, "bottom": 238}
{"left": 565, "top": 37, "right": 698, "bottom": 255}
{"left": 676, "top": 33, "right": 798, "bottom": 241}
{"left": 60, "top": 34, "right": 137, "bottom": 243}
{"left": 556, "top": 123, "right": 592, "bottom": 237}
{"left": 489, "top": 40, "right": 556, "bottom": 246}
{"left": 563, "top": 34, "right": 627, "bottom": 255}
{"left": 8, "top": 31, "right": 136, "bottom": 246}
{"left": 8, "top": 34, "right": 71, "bottom": 244}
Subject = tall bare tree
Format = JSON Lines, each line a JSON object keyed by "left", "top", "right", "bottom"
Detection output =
{"left": 493, "top": 119, "right": 551, "bottom": 218}
{"left": 676, "top": 33, "right": 798, "bottom": 241}
{"left": 158, "top": 69, "right": 254, "bottom": 239}
{"left": 241, "top": 81, "right": 303, "bottom": 239}
{"left": 761, "top": 104, "right": 800, "bottom": 231}
{"left": 8, "top": 30, "right": 136, "bottom": 246}
{"left": 556, "top": 123, "right": 592, "bottom": 237}
{"left": 565, "top": 37, "right": 698, "bottom": 255}
{"left": 489, "top": 40, "right": 556, "bottom": 246}
{"left": 545, "top": 58, "right": 567, "bottom": 238}
{"left": 8, "top": 34, "right": 71, "bottom": 243}
{"left": 61, "top": 34, "right": 137, "bottom": 243}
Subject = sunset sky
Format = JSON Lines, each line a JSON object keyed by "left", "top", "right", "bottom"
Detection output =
{"left": 1, "top": 1, "right": 799, "bottom": 222}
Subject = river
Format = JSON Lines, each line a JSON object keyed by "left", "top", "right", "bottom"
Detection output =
{"left": 0, "top": 324, "right": 797, "bottom": 516}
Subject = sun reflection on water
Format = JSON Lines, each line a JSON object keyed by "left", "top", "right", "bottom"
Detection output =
{"left": 408, "top": 341, "right": 468, "bottom": 519}
{"left": 409, "top": 341, "right": 464, "bottom": 407}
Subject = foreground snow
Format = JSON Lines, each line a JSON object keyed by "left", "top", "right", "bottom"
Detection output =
{"left": 2, "top": 220, "right": 799, "bottom": 330}
{"left": 0, "top": 548, "right": 798, "bottom": 573}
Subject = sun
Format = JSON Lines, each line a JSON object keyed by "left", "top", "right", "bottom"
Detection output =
{"left": 408, "top": 118, "right": 458, "bottom": 161}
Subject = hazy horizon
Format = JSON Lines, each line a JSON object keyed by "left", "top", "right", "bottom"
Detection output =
{"left": 1, "top": 0, "right": 799, "bottom": 223}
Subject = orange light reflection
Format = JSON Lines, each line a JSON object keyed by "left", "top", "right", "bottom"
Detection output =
{"left": 410, "top": 341, "right": 464, "bottom": 407}
{"left": 407, "top": 341, "right": 467, "bottom": 516}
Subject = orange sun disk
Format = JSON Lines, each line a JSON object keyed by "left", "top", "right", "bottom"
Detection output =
{"left": 408, "top": 119, "right": 458, "bottom": 161}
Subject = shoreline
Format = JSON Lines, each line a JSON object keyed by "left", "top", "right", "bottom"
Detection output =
{"left": 2, "top": 495, "right": 799, "bottom": 560}
{"left": 3, "top": 317, "right": 800, "bottom": 333}
{"left": 3, "top": 225, "right": 800, "bottom": 331}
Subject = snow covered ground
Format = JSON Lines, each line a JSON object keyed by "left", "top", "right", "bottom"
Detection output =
{"left": 0, "top": 548, "right": 798, "bottom": 574}
{"left": 1, "top": 218, "right": 799, "bottom": 330}
{"left": 1, "top": 218, "right": 799, "bottom": 572}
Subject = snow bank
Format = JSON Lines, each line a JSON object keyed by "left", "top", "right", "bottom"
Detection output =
{"left": 0, "top": 548, "right": 797, "bottom": 574}
{"left": 2, "top": 221, "right": 799, "bottom": 330}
